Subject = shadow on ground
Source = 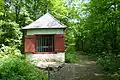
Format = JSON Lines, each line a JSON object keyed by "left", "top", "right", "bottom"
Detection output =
{"left": 50, "top": 54, "right": 107, "bottom": 80}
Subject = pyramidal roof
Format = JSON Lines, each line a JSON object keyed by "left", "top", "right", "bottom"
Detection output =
{"left": 22, "top": 13, "right": 67, "bottom": 29}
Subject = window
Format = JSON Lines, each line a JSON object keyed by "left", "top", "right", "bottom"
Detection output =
{"left": 36, "top": 35, "right": 54, "bottom": 52}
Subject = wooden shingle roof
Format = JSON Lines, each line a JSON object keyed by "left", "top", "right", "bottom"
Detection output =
{"left": 22, "top": 13, "right": 67, "bottom": 29}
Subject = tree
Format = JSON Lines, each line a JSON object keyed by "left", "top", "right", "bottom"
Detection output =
{"left": 77, "top": 0, "right": 120, "bottom": 79}
{"left": 24, "top": 0, "right": 69, "bottom": 24}
{"left": 84, "top": 0, "right": 120, "bottom": 54}
{"left": 0, "top": 0, "right": 22, "bottom": 48}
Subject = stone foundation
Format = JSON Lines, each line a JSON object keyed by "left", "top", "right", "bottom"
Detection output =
{"left": 25, "top": 53, "right": 65, "bottom": 68}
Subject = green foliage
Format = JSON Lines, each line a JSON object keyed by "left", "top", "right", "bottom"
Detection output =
{"left": 65, "top": 52, "right": 78, "bottom": 63}
{"left": 0, "top": 21, "right": 22, "bottom": 47}
{"left": 98, "top": 53, "right": 120, "bottom": 72}
{"left": 24, "top": 0, "right": 69, "bottom": 22}
{"left": 97, "top": 53, "right": 120, "bottom": 79}
{"left": 0, "top": 45, "right": 47, "bottom": 80}
{"left": 65, "top": 25, "right": 78, "bottom": 63}
{"left": 0, "top": 0, "right": 4, "bottom": 15}
{"left": 73, "top": 0, "right": 120, "bottom": 79}
{"left": 0, "top": 45, "right": 22, "bottom": 58}
{"left": 65, "top": 35, "right": 78, "bottom": 63}
{"left": 0, "top": 56, "right": 47, "bottom": 80}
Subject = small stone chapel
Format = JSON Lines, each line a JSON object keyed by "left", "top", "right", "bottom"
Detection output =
{"left": 22, "top": 13, "right": 67, "bottom": 67}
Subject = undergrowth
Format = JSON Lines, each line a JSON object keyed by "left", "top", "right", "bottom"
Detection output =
{"left": 0, "top": 45, "right": 47, "bottom": 80}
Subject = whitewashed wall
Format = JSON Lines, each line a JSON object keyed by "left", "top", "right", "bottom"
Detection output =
{"left": 27, "top": 29, "right": 64, "bottom": 35}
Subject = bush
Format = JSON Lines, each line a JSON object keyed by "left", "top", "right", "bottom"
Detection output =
{"left": 65, "top": 44, "right": 78, "bottom": 63}
{"left": 0, "top": 45, "right": 47, "bottom": 80}
{"left": 65, "top": 52, "right": 78, "bottom": 63}
{"left": 0, "top": 45, "right": 22, "bottom": 58}
{"left": 0, "top": 56, "right": 47, "bottom": 80}
{"left": 98, "top": 54, "right": 120, "bottom": 72}
{"left": 97, "top": 53, "right": 120, "bottom": 79}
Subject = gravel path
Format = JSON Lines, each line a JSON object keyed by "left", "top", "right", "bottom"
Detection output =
{"left": 49, "top": 54, "right": 107, "bottom": 80}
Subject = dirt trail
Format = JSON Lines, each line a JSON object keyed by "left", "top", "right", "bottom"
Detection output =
{"left": 50, "top": 54, "right": 107, "bottom": 80}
